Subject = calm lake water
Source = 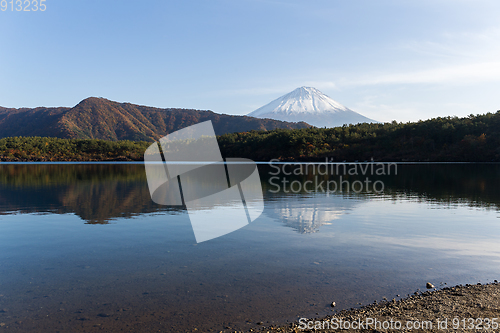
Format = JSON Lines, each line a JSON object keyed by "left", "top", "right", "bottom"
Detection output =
{"left": 1, "top": 163, "right": 500, "bottom": 332}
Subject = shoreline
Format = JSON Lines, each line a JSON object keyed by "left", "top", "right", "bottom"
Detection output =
{"left": 1, "top": 159, "right": 498, "bottom": 164}
{"left": 250, "top": 282, "right": 500, "bottom": 332}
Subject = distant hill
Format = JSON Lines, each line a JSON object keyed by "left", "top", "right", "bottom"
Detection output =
{"left": 0, "top": 97, "right": 310, "bottom": 141}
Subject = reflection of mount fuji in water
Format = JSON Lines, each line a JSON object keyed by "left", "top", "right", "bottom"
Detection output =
{"left": 2, "top": 164, "right": 500, "bottom": 228}
{"left": 264, "top": 195, "right": 361, "bottom": 233}
{"left": 258, "top": 163, "right": 500, "bottom": 234}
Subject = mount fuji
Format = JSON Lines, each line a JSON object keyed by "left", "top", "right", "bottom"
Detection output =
{"left": 248, "top": 87, "right": 377, "bottom": 127}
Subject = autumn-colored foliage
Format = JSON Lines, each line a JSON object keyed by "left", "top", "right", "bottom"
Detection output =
{"left": 0, "top": 136, "right": 149, "bottom": 161}
{"left": 0, "top": 97, "right": 310, "bottom": 142}
{"left": 2, "top": 111, "right": 500, "bottom": 162}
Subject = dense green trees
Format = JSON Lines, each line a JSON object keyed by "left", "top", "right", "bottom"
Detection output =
{"left": 218, "top": 111, "right": 500, "bottom": 162}
{"left": 1, "top": 111, "right": 500, "bottom": 161}
{"left": 0, "top": 137, "right": 149, "bottom": 161}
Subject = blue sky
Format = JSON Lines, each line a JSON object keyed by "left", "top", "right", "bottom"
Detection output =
{"left": 1, "top": 0, "right": 499, "bottom": 122}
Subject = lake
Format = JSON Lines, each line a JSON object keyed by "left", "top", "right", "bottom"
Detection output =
{"left": 1, "top": 163, "right": 500, "bottom": 332}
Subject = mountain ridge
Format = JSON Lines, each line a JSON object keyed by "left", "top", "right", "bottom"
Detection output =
{"left": 0, "top": 97, "right": 311, "bottom": 141}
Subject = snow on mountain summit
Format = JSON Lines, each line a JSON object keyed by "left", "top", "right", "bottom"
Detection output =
{"left": 250, "top": 87, "right": 349, "bottom": 116}
{"left": 248, "top": 87, "right": 377, "bottom": 127}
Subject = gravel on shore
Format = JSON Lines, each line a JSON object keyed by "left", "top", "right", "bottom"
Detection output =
{"left": 249, "top": 282, "right": 500, "bottom": 333}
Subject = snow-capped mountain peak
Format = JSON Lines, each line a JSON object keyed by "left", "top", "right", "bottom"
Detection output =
{"left": 248, "top": 87, "right": 377, "bottom": 127}
{"left": 250, "top": 86, "right": 348, "bottom": 116}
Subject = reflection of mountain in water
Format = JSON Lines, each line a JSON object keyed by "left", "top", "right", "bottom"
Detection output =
{"left": 265, "top": 195, "right": 360, "bottom": 233}
{"left": 259, "top": 163, "right": 500, "bottom": 234}
{"left": 258, "top": 163, "right": 500, "bottom": 210}
{"left": 3, "top": 163, "right": 500, "bottom": 227}
{"left": 0, "top": 164, "right": 183, "bottom": 224}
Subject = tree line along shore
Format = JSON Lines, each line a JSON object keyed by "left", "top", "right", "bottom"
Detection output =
{"left": 1, "top": 111, "right": 500, "bottom": 162}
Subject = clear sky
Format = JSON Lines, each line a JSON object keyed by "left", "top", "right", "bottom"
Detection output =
{"left": 1, "top": 0, "right": 499, "bottom": 122}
